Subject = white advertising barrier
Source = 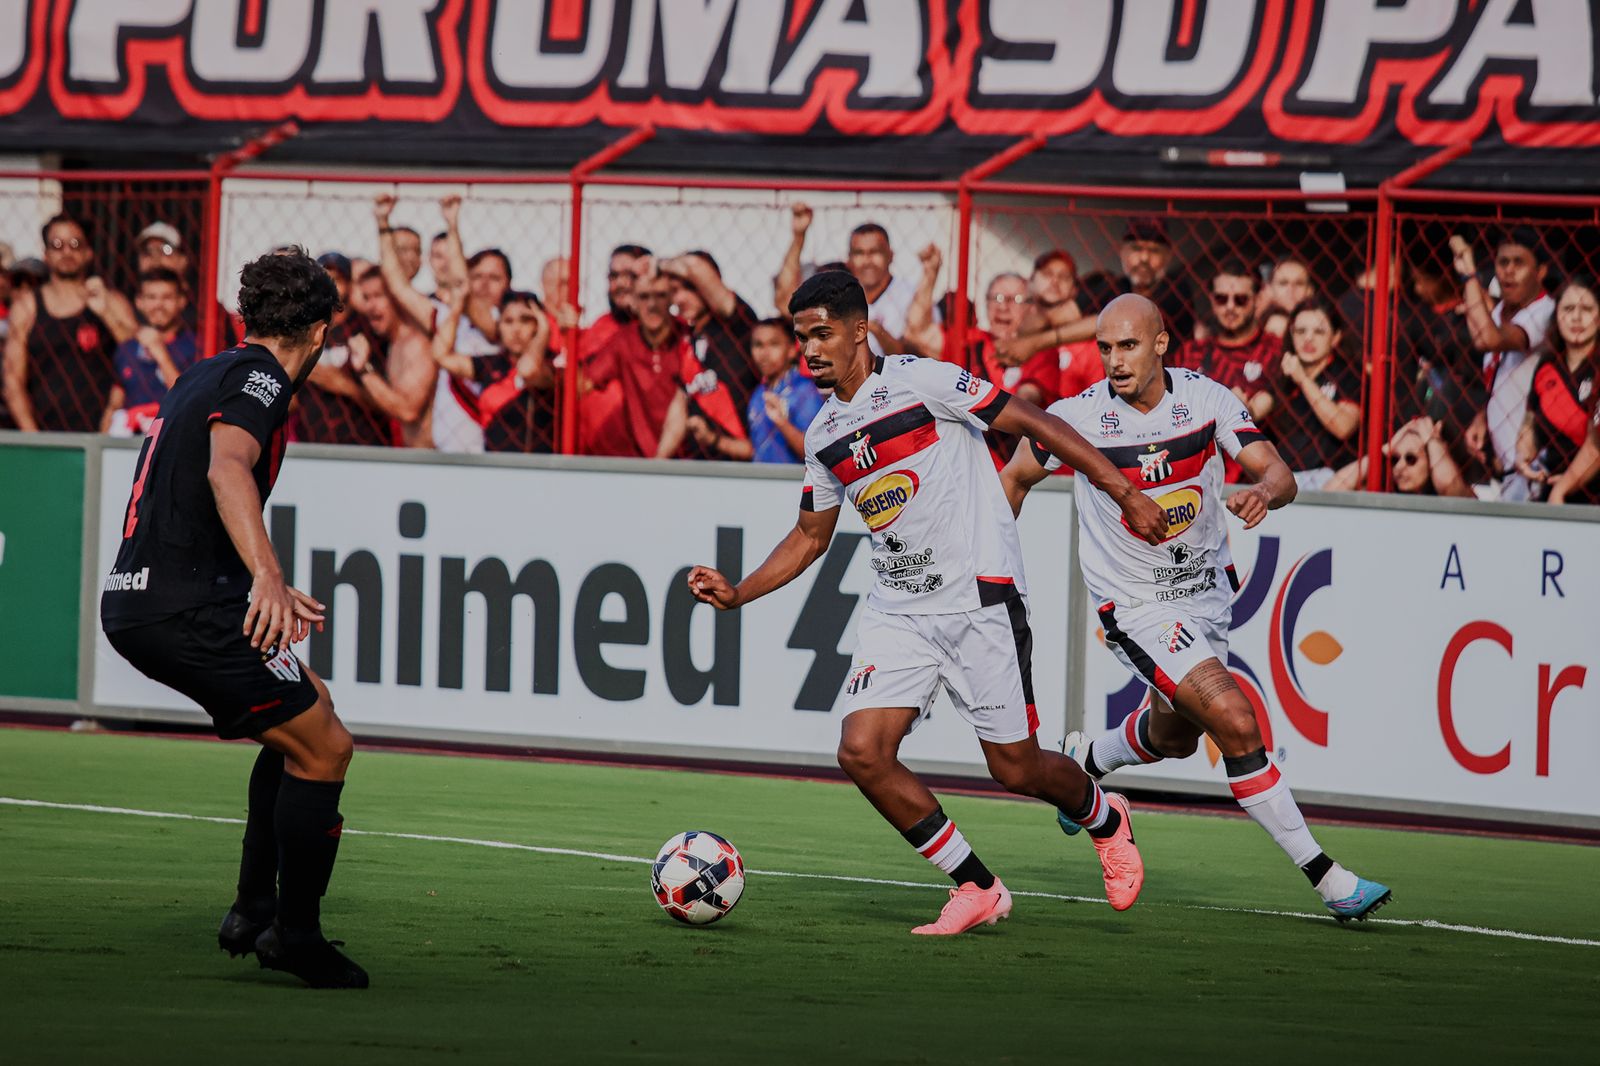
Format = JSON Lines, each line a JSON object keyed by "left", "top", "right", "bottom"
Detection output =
{"left": 1080, "top": 496, "right": 1600, "bottom": 825}
{"left": 95, "top": 448, "right": 1077, "bottom": 774}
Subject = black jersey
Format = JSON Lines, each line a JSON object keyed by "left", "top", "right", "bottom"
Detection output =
{"left": 101, "top": 344, "right": 292, "bottom": 632}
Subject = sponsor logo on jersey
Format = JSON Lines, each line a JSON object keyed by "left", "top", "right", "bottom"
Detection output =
{"left": 1242, "top": 361, "right": 1262, "bottom": 382}
{"left": 1137, "top": 446, "right": 1173, "bottom": 483}
{"left": 1100, "top": 410, "right": 1122, "bottom": 436}
{"left": 824, "top": 410, "right": 839, "bottom": 432}
{"left": 855, "top": 470, "right": 918, "bottom": 531}
{"left": 102, "top": 567, "right": 150, "bottom": 592}
{"left": 881, "top": 572, "right": 945, "bottom": 595}
{"left": 1153, "top": 542, "right": 1207, "bottom": 584}
{"left": 846, "top": 664, "right": 875, "bottom": 695}
{"left": 954, "top": 369, "right": 981, "bottom": 396}
{"left": 1171, "top": 402, "right": 1191, "bottom": 428}
{"left": 1123, "top": 486, "right": 1203, "bottom": 542}
{"left": 883, "top": 530, "right": 907, "bottom": 554}
{"left": 243, "top": 369, "right": 282, "bottom": 406}
{"left": 848, "top": 431, "right": 878, "bottom": 470}
{"left": 1159, "top": 620, "right": 1195, "bottom": 652}
{"left": 870, "top": 385, "right": 891, "bottom": 411}
{"left": 870, "top": 544, "right": 935, "bottom": 576}
{"left": 1155, "top": 568, "right": 1218, "bottom": 602}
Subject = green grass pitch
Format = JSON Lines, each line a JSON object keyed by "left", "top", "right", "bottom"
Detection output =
{"left": 1, "top": 726, "right": 1596, "bottom": 1065}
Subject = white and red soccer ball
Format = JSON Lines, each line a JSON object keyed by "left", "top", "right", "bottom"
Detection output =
{"left": 651, "top": 831, "right": 745, "bottom": 925}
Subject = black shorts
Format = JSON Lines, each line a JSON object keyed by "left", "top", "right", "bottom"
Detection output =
{"left": 105, "top": 601, "right": 320, "bottom": 740}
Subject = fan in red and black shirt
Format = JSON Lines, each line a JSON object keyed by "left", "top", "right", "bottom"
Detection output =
{"left": 662, "top": 251, "right": 757, "bottom": 461}
{"left": 1262, "top": 299, "right": 1363, "bottom": 491}
{"left": 434, "top": 290, "right": 557, "bottom": 453}
{"left": 1173, "top": 259, "right": 1279, "bottom": 420}
{"left": 1517, "top": 276, "right": 1600, "bottom": 503}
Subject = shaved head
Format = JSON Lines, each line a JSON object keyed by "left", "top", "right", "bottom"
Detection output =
{"left": 1096, "top": 293, "right": 1171, "bottom": 408}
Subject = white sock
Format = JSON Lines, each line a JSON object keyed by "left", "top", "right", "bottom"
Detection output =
{"left": 1088, "top": 707, "right": 1164, "bottom": 775}
{"left": 1225, "top": 750, "right": 1324, "bottom": 866}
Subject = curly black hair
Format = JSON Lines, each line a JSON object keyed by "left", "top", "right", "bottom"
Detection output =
{"left": 788, "top": 269, "right": 867, "bottom": 321}
{"left": 237, "top": 247, "right": 341, "bottom": 342}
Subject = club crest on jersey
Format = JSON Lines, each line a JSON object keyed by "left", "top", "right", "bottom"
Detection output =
{"left": 856, "top": 470, "right": 918, "bottom": 531}
{"left": 849, "top": 431, "right": 878, "bottom": 470}
{"left": 1242, "top": 361, "right": 1263, "bottom": 382}
{"left": 870, "top": 385, "right": 891, "bottom": 411}
{"left": 1159, "top": 621, "right": 1196, "bottom": 653}
{"left": 1138, "top": 446, "right": 1173, "bottom": 483}
{"left": 1100, "top": 410, "right": 1122, "bottom": 436}
{"left": 243, "top": 369, "right": 281, "bottom": 407}
{"left": 1171, "top": 402, "right": 1191, "bottom": 428}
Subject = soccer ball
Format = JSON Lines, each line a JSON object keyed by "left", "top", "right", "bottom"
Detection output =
{"left": 651, "top": 830, "right": 745, "bottom": 925}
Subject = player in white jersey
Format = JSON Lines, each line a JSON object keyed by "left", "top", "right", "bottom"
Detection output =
{"left": 688, "top": 272, "right": 1168, "bottom": 935}
{"left": 1002, "top": 294, "right": 1392, "bottom": 922}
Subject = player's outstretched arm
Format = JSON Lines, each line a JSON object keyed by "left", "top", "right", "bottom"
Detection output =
{"left": 999, "top": 442, "right": 1051, "bottom": 518}
{"left": 209, "top": 423, "right": 326, "bottom": 650}
{"left": 991, "top": 395, "right": 1168, "bottom": 544}
{"left": 688, "top": 505, "right": 839, "bottom": 610}
{"left": 1228, "top": 439, "right": 1298, "bottom": 528}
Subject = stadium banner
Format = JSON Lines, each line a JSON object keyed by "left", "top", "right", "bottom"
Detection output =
{"left": 0, "top": 440, "right": 84, "bottom": 702}
{"left": 91, "top": 446, "right": 1078, "bottom": 774}
{"left": 3, "top": 1, "right": 1598, "bottom": 165}
{"left": 1080, "top": 496, "right": 1600, "bottom": 826}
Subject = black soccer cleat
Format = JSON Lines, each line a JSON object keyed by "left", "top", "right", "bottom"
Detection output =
{"left": 218, "top": 906, "right": 272, "bottom": 957}
{"left": 254, "top": 923, "right": 370, "bottom": 989}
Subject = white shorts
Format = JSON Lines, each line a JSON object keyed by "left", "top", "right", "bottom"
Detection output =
{"left": 840, "top": 596, "right": 1039, "bottom": 745}
{"left": 1097, "top": 599, "right": 1228, "bottom": 703}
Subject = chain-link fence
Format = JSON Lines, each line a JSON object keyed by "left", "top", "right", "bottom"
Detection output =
{"left": 2, "top": 167, "right": 1596, "bottom": 509}
{"left": 1382, "top": 198, "right": 1600, "bottom": 502}
{"left": 0, "top": 172, "right": 207, "bottom": 432}
{"left": 972, "top": 194, "right": 1375, "bottom": 485}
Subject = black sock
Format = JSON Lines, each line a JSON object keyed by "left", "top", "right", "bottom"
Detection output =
{"left": 275, "top": 774, "right": 345, "bottom": 937}
{"left": 235, "top": 747, "right": 283, "bottom": 919}
{"left": 1062, "top": 781, "right": 1123, "bottom": 840}
{"left": 1082, "top": 744, "right": 1106, "bottom": 779}
{"left": 1301, "top": 851, "right": 1334, "bottom": 887}
{"left": 901, "top": 808, "right": 997, "bottom": 890}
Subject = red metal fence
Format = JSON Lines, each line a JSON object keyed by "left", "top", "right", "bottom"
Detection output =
{"left": 2, "top": 149, "right": 1596, "bottom": 506}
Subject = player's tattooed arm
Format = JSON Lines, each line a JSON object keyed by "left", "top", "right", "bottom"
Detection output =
{"left": 688, "top": 505, "right": 840, "bottom": 610}
{"left": 1229, "top": 440, "right": 1297, "bottom": 528}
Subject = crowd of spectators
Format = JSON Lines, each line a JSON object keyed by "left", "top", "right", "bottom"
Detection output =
{"left": 2, "top": 202, "right": 1597, "bottom": 506}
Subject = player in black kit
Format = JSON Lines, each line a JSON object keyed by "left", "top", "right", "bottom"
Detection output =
{"left": 100, "top": 249, "right": 367, "bottom": 989}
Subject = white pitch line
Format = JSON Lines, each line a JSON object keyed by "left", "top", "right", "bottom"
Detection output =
{"left": 4, "top": 796, "right": 1596, "bottom": 949}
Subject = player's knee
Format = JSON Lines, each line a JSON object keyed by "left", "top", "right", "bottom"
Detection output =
{"left": 836, "top": 737, "right": 888, "bottom": 781}
{"left": 1210, "top": 699, "right": 1263, "bottom": 755}
{"left": 986, "top": 751, "right": 1046, "bottom": 798}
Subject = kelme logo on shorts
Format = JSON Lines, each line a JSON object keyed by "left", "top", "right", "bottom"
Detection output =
{"left": 855, "top": 470, "right": 918, "bottom": 532}
{"left": 1123, "top": 486, "right": 1202, "bottom": 542}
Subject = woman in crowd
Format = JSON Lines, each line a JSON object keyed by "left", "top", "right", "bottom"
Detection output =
{"left": 1261, "top": 298, "right": 1362, "bottom": 490}
{"left": 1326, "top": 416, "right": 1474, "bottom": 497}
{"left": 1514, "top": 275, "right": 1600, "bottom": 503}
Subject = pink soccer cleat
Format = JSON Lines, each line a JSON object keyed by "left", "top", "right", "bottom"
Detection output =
{"left": 1091, "top": 793, "right": 1145, "bottom": 911}
{"left": 911, "top": 879, "right": 1013, "bottom": 936}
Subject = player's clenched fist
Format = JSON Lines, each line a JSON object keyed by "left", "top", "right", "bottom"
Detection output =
{"left": 1226, "top": 484, "right": 1272, "bottom": 529}
{"left": 1119, "top": 491, "right": 1169, "bottom": 545}
{"left": 687, "top": 566, "right": 740, "bottom": 610}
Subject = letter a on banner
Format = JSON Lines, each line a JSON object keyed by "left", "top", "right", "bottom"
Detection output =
{"left": 1440, "top": 543, "right": 1465, "bottom": 590}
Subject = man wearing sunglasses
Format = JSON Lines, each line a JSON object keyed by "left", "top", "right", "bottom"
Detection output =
{"left": 1174, "top": 259, "right": 1278, "bottom": 423}
{"left": 4, "top": 214, "right": 137, "bottom": 432}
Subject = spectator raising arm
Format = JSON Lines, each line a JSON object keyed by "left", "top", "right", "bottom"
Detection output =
{"left": 773, "top": 203, "right": 811, "bottom": 317}
{"left": 902, "top": 243, "right": 944, "bottom": 358}
{"left": 374, "top": 194, "right": 436, "bottom": 333}
{"left": 84, "top": 277, "right": 138, "bottom": 344}
{"left": 660, "top": 255, "right": 737, "bottom": 320}
{"left": 1450, "top": 235, "right": 1534, "bottom": 353}
{"left": 429, "top": 287, "right": 478, "bottom": 379}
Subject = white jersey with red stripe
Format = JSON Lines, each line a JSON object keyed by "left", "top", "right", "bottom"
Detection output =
{"left": 430, "top": 298, "right": 500, "bottom": 454}
{"left": 802, "top": 354, "right": 1022, "bottom": 615}
{"left": 1035, "top": 367, "right": 1265, "bottom": 615}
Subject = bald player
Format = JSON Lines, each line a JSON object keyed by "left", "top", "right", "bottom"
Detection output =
{"left": 1001, "top": 294, "right": 1392, "bottom": 923}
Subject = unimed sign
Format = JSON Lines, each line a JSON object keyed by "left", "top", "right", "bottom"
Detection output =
{"left": 93, "top": 448, "right": 1076, "bottom": 772}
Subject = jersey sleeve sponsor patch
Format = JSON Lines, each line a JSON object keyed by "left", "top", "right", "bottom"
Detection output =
{"left": 210, "top": 358, "right": 291, "bottom": 448}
